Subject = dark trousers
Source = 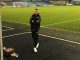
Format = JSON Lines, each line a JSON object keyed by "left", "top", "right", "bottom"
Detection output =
{"left": 31, "top": 23, "right": 40, "bottom": 47}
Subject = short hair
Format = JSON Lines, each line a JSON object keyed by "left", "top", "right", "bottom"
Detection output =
{"left": 35, "top": 9, "right": 38, "bottom": 10}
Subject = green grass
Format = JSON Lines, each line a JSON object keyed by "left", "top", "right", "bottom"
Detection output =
{"left": 1, "top": 6, "right": 80, "bottom": 32}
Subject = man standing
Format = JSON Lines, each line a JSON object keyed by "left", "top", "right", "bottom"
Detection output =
{"left": 30, "top": 9, "right": 41, "bottom": 52}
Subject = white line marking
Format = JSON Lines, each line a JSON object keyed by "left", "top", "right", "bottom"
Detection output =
{"left": 2, "top": 32, "right": 80, "bottom": 45}
{"left": 2, "top": 20, "right": 26, "bottom": 24}
{"left": 3, "top": 19, "right": 80, "bottom": 33}
{"left": 2, "top": 32, "right": 31, "bottom": 38}
{"left": 41, "top": 26, "right": 80, "bottom": 33}
{"left": 2, "top": 28, "right": 15, "bottom": 32}
{"left": 3, "top": 19, "right": 80, "bottom": 28}
{"left": 41, "top": 19, "right": 80, "bottom": 27}
{"left": 39, "top": 34, "right": 80, "bottom": 45}
{"left": 41, "top": 19, "right": 80, "bottom": 33}
{"left": 4, "top": 19, "right": 80, "bottom": 27}
{"left": 2, "top": 26, "right": 14, "bottom": 29}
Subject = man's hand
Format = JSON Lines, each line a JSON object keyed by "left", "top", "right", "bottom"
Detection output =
{"left": 37, "top": 20, "right": 39, "bottom": 22}
{"left": 32, "top": 20, "right": 34, "bottom": 23}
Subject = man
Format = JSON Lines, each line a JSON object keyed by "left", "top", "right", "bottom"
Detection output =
{"left": 30, "top": 9, "right": 41, "bottom": 52}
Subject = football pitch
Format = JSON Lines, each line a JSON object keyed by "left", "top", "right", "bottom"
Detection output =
{"left": 2, "top": 6, "right": 80, "bottom": 32}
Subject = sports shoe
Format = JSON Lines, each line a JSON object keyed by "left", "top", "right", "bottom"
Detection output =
{"left": 36, "top": 43, "right": 39, "bottom": 48}
{"left": 34, "top": 47, "right": 37, "bottom": 52}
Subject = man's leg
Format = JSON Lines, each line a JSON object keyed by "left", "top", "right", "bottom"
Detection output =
{"left": 35, "top": 32, "right": 39, "bottom": 48}
{"left": 31, "top": 27, "right": 38, "bottom": 46}
{"left": 34, "top": 26, "right": 40, "bottom": 48}
{"left": 34, "top": 32, "right": 38, "bottom": 47}
{"left": 31, "top": 31, "right": 38, "bottom": 52}
{"left": 31, "top": 28, "right": 39, "bottom": 52}
{"left": 32, "top": 31, "right": 38, "bottom": 48}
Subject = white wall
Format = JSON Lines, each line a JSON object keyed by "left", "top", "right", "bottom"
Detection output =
{"left": 0, "top": 9, "right": 3, "bottom": 60}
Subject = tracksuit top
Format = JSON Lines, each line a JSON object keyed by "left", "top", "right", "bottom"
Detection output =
{"left": 30, "top": 13, "right": 41, "bottom": 24}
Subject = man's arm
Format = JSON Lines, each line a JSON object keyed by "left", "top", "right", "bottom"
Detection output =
{"left": 30, "top": 15, "right": 34, "bottom": 24}
{"left": 37, "top": 15, "right": 41, "bottom": 23}
{"left": 39, "top": 15, "right": 41, "bottom": 23}
{"left": 30, "top": 16, "right": 32, "bottom": 24}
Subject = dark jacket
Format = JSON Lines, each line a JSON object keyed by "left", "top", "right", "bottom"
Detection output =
{"left": 30, "top": 13, "right": 41, "bottom": 25}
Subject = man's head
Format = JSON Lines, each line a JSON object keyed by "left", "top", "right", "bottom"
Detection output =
{"left": 34, "top": 9, "right": 39, "bottom": 15}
